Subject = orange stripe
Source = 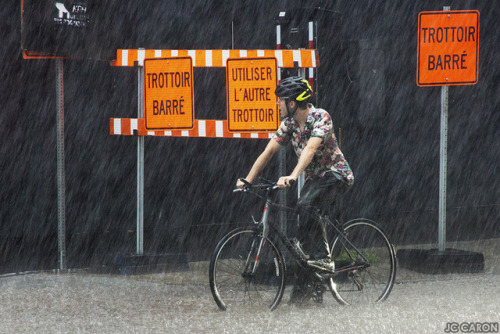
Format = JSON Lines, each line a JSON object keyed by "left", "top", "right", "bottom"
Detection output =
{"left": 137, "top": 119, "right": 147, "bottom": 136}
{"left": 145, "top": 49, "right": 155, "bottom": 60}
{"left": 129, "top": 50, "right": 138, "bottom": 66}
{"left": 229, "top": 50, "right": 239, "bottom": 59}
{"left": 264, "top": 50, "right": 275, "bottom": 58}
{"left": 121, "top": 118, "right": 131, "bottom": 135}
{"left": 212, "top": 50, "right": 223, "bottom": 67}
{"left": 195, "top": 50, "right": 205, "bottom": 67}
{"left": 206, "top": 120, "right": 216, "bottom": 137}
{"left": 110, "top": 118, "right": 115, "bottom": 134}
{"left": 246, "top": 50, "right": 258, "bottom": 58}
{"left": 222, "top": 121, "right": 230, "bottom": 138}
{"left": 191, "top": 120, "right": 199, "bottom": 135}
{"left": 282, "top": 51, "right": 294, "bottom": 67}
{"left": 301, "top": 50, "right": 312, "bottom": 68}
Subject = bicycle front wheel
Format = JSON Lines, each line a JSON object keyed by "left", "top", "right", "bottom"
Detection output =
{"left": 209, "top": 227, "right": 286, "bottom": 311}
{"left": 328, "top": 219, "right": 397, "bottom": 305}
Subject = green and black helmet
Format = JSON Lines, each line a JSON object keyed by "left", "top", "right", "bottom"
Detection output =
{"left": 275, "top": 76, "right": 313, "bottom": 102}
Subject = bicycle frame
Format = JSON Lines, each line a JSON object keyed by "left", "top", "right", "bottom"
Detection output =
{"left": 245, "top": 185, "right": 371, "bottom": 277}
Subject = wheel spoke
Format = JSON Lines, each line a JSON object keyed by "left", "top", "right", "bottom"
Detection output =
{"left": 209, "top": 229, "right": 285, "bottom": 311}
{"left": 328, "top": 220, "right": 396, "bottom": 305}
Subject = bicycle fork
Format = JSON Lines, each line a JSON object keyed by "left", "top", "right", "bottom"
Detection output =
{"left": 243, "top": 199, "right": 272, "bottom": 277}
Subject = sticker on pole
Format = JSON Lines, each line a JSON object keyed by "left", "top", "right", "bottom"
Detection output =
{"left": 226, "top": 58, "right": 278, "bottom": 132}
{"left": 417, "top": 10, "right": 480, "bottom": 86}
{"left": 143, "top": 57, "right": 194, "bottom": 130}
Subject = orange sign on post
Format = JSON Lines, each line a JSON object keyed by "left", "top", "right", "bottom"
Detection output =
{"left": 143, "top": 57, "right": 194, "bottom": 130}
{"left": 417, "top": 10, "right": 480, "bottom": 86}
{"left": 226, "top": 58, "right": 278, "bottom": 133}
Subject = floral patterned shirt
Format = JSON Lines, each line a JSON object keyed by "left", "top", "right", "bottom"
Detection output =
{"left": 273, "top": 105, "right": 354, "bottom": 185}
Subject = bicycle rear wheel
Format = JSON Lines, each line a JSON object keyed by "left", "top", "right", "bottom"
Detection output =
{"left": 328, "top": 219, "right": 396, "bottom": 305}
{"left": 209, "top": 227, "right": 286, "bottom": 311}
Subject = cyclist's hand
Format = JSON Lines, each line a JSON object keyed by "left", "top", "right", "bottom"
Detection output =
{"left": 236, "top": 178, "right": 250, "bottom": 189}
{"left": 277, "top": 176, "right": 296, "bottom": 188}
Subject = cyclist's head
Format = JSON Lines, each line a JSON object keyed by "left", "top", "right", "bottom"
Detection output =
{"left": 275, "top": 76, "right": 313, "bottom": 109}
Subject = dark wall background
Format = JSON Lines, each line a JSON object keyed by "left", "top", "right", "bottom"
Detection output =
{"left": 1, "top": 0, "right": 498, "bottom": 271}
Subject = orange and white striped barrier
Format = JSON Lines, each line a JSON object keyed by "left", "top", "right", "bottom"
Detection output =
{"left": 110, "top": 118, "right": 274, "bottom": 139}
{"left": 112, "top": 49, "right": 319, "bottom": 68}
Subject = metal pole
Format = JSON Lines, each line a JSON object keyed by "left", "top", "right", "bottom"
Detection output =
{"left": 297, "top": 67, "right": 306, "bottom": 198}
{"left": 137, "top": 64, "right": 145, "bottom": 255}
{"left": 276, "top": 21, "right": 287, "bottom": 233}
{"left": 438, "top": 83, "right": 449, "bottom": 253}
{"left": 56, "top": 59, "right": 66, "bottom": 270}
{"left": 438, "top": 6, "right": 450, "bottom": 253}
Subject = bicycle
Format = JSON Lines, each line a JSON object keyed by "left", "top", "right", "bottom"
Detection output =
{"left": 209, "top": 179, "right": 397, "bottom": 311}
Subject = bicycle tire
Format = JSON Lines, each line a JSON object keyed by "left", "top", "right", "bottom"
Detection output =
{"left": 209, "top": 227, "right": 286, "bottom": 311}
{"left": 328, "top": 219, "right": 397, "bottom": 305}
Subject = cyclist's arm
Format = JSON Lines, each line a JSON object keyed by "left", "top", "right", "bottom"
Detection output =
{"left": 237, "top": 139, "right": 281, "bottom": 188}
{"left": 277, "top": 136, "right": 322, "bottom": 188}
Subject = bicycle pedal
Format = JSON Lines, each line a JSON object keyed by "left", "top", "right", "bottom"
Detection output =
{"left": 310, "top": 283, "right": 326, "bottom": 304}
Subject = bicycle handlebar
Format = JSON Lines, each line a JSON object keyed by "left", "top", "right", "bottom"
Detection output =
{"left": 233, "top": 177, "right": 295, "bottom": 193}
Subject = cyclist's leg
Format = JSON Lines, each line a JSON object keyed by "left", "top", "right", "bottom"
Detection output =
{"left": 297, "top": 175, "right": 349, "bottom": 260}
{"left": 288, "top": 182, "right": 321, "bottom": 304}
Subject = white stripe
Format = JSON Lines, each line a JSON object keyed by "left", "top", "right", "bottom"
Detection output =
{"left": 147, "top": 131, "right": 154, "bottom": 136}
{"left": 198, "top": 120, "right": 206, "bottom": 136}
{"left": 250, "top": 133, "right": 259, "bottom": 138}
{"left": 222, "top": 50, "right": 230, "bottom": 66}
{"left": 206, "top": 50, "right": 212, "bottom": 67}
{"left": 165, "top": 131, "right": 172, "bottom": 136}
{"left": 257, "top": 50, "right": 265, "bottom": 57}
{"left": 240, "top": 50, "right": 247, "bottom": 57}
{"left": 188, "top": 50, "right": 196, "bottom": 64}
{"left": 215, "top": 121, "right": 223, "bottom": 137}
{"left": 276, "top": 25, "right": 281, "bottom": 45}
{"left": 293, "top": 50, "right": 301, "bottom": 67}
{"left": 311, "top": 50, "right": 317, "bottom": 68}
{"left": 309, "top": 21, "right": 314, "bottom": 42}
{"left": 309, "top": 68, "right": 314, "bottom": 78}
{"left": 275, "top": 50, "right": 283, "bottom": 67}
{"left": 268, "top": 133, "right": 274, "bottom": 138}
{"left": 233, "top": 133, "right": 241, "bottom": 138}
{"left": 171, "top": 50, "right": 178, "bottom": 57}
{"left": 131, "top": 119, "right": 138, "bottom": 131}
{"left": 138, "top": 49, "right": 145, "bottom": 66}
{"left": 181, "top": 130, "right": 189, "bottom": 137}
{"left": 122, "top": 50, "right": 128, "bottom": 67}
{"left": 113, "top": 119, "right": 121, "bottom": 135}
{"left": 155, "top": 50, "right": 162, "bottom": 57}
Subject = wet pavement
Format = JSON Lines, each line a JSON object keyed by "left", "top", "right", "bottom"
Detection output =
{"left": 0, "top": 238, "right": 498, "bottom": 333}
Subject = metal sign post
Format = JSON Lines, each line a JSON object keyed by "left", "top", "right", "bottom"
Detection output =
{"left": 56, "top": 59, "right": 67, "bottom": 270}
{"left": 437, "top": 6, "right": 450, "bottom": 254}
{"left": 439, "top": 83, "right": 448, "bottom": 252}
{"left": 137, "top": 64, "right": 144, "bottom": 255}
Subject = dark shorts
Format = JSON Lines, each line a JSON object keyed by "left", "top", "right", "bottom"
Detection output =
{"left": 296, "top": 171, "right": 351, "bottom": 214}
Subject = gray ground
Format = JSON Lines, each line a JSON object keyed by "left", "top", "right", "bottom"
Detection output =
{"left": 0, "top": 239, "right": 498, "bottom": 334}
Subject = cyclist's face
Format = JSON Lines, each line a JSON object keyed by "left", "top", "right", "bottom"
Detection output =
{"left": 277, "top": 98, "right": 290, "bottom": 118}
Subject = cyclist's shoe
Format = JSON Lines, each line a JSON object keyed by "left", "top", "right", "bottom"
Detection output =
{"left": 291, "top": 238, "right": 310, "bottom": 261}
{"left": 307, "top": 258, "right": 335, "bottom": 272}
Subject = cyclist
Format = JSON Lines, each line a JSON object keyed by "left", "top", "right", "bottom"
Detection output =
{"left": 236, "top": 76, "right": 354, "bottom": 304}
